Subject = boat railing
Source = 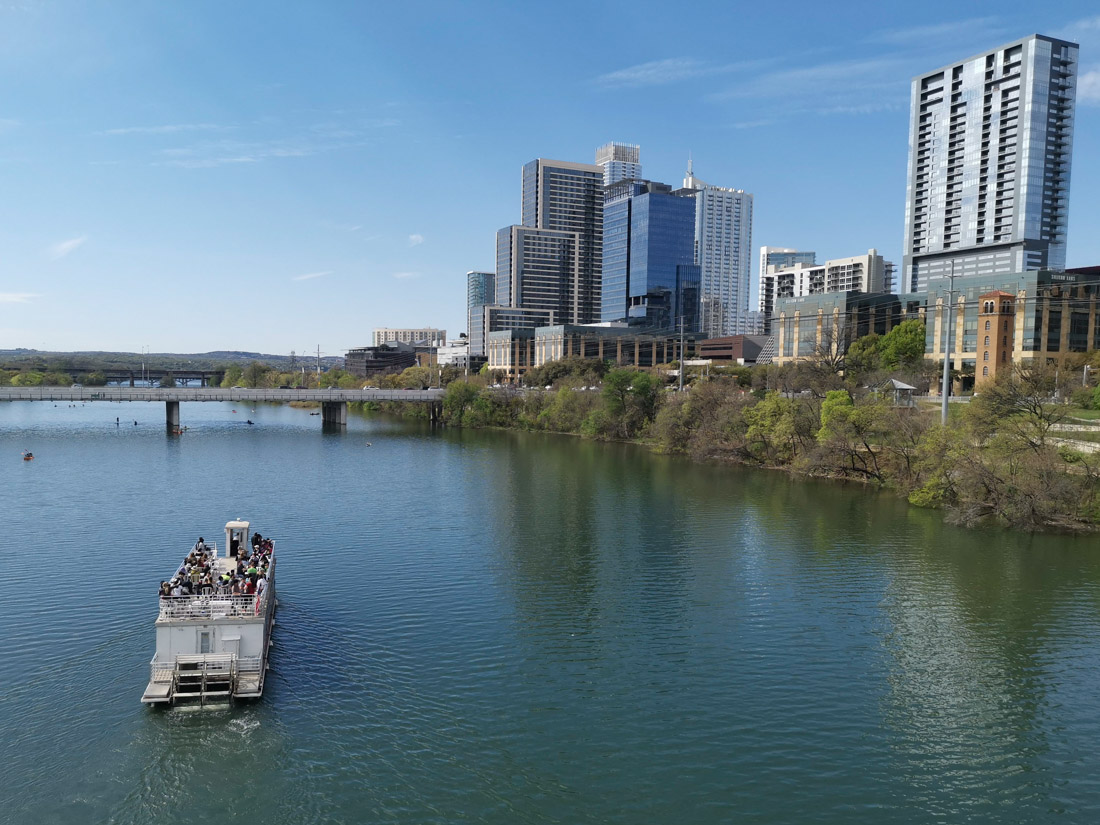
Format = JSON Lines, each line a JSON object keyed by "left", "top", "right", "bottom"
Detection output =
{"left": 148, "top": 653, "right": 263, "bottom": 683}
{"left": 149, "top": 653, "right": 175, "bottom": 684}
{"left": 158, "top": 593, "right": 269, "bottom": 621}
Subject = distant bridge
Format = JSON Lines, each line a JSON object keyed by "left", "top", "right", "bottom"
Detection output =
{"left": 0, "top": 387, "right": 445, "bottom": 428}
{"left": 2, "top": 366, "right": 226, "bottom": 386}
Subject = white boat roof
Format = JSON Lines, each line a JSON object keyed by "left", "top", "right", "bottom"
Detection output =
{"left": 226, "top": 520, "right": 250, "bottom": 529}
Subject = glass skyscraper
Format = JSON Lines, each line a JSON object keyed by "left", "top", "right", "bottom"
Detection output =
{"left": 601, "top": 180, "right": 699, "bottom": 331}
{"left": 466, "top": 271, "right": 495, "bottom": 356}
{"left": 902, "top": 34, "right": 1078, "bottom": 292}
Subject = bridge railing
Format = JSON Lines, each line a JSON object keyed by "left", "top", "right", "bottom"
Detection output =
{"left": 0, "top": 387, "right": 444, "bottom": 402}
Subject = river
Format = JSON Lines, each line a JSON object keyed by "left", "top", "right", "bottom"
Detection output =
{"left": 2, "top": 399, "right": 1099, "bottom": 824}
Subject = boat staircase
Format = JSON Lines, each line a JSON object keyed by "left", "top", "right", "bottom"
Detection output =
{"left": 142, "top": 652, "right": 266, "bottom": 705}
{"left": 142, "top": 653, "right": 238, "bottom": 705}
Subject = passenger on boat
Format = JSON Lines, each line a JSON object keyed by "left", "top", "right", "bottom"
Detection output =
{"left": 192, "top": 537, "right": 207, "bottom": 554}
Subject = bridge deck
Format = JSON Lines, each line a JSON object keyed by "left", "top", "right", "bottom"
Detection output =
{"left": 0, "top": 387, "right": 444, "bottom": 403}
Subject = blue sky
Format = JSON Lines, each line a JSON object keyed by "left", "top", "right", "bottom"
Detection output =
{"left": 2, "top": 1, "right": 1100, "bottom": 356}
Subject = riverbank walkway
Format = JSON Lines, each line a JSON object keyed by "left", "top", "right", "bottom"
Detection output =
{"left": 0, "top": 386, "right": 444, "bottom": 428}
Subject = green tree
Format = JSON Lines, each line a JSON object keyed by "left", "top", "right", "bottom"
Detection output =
{"left": 159, "top": 373, "right": 177, "bottom": 388}
{"left": 221, "top": 366, "right": 243, "bottom": 388}
{"left": 879, "top": 320, "right": 926, "bottom": 370}
{"left": 442, "top": 380, "right": 481, "bottom": 424}
{"left": 11, "top": 371, "right": 44, "bottom": 386}
{"left": 242, "top": 361, "right": 269, "bottom": 388}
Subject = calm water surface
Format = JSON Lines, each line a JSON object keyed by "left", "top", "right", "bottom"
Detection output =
{"left": 2, "top": 400, "right": 1100, "bottom": 824}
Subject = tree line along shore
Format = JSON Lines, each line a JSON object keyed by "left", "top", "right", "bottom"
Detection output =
{"left": 9, "top": 325, "right": 1100, "bottom": 532}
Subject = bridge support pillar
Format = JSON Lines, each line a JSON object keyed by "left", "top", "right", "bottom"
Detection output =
{"left": 321, "top": 401, "right": 346, "bottom": 427}
{"left": 166, "top": 401, "right": 180, "bottom": 431}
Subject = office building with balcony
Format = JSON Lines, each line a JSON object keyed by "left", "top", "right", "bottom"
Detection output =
{"left": 760, "top": 250, "right": 890, "bottom": 333}
{"left": 372, "top": 328, "right": 446, "bottom": 347}
{"left": 902, "top": 34, "right": 1078, "bottom": 292}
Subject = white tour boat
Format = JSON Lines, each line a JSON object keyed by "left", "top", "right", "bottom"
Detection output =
{"left": 141, "top": 520, "right": 277, "bottom": 705}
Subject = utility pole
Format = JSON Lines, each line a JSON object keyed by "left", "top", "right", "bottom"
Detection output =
{"left": 940, "top": 262, "right": 956, "bottom": 426}
{"left": 678, "top": 315, "right": 685, "bottom": 392}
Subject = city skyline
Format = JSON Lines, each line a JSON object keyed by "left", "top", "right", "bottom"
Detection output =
{"left": 2, "top": 2, "right": 1100, "bottom": 354}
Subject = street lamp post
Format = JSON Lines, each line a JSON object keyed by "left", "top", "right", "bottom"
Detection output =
{"left": 940, "top": 265, "right": 957, "bottom": 426}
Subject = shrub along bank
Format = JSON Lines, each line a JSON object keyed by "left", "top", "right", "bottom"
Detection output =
{"left": 419, "top": 364, "right": 1100, "bottom": 532}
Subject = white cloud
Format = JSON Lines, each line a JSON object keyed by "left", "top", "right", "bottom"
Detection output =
{"left": 392, "top": 271, "right": 419, "bottom": 280}
{"left": 292, "top": 270, "right": 331, "bottom": 281}
{"left": 48, "top": 235, "right": 88, "bottom": 260}
{"left": 731, "top": 119, "right": 774, "bottom": 130}
{"left": 867, "top": 17, "right": 1002, "bottom": 46}
{"left": 0, "top": 292, "right": 38, "bottom": 303}
{"left": 0, "top": 118, "right": 19, "bottom": 134}
{"left": 595, "top": 57, "right": 771, "bottom": 89}
{"left": 1078, "top": 68, "right": 1100, "bottom": 104}
{"left": 408, "top": 233, "right": 425, "bottom": 247}
{"left": 98, "top": 123, "right": 225, "bottom": 136}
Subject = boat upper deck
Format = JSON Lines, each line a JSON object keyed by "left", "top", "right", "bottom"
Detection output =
{"left": 157, "top": 532, "right": 275, "bottom": 623}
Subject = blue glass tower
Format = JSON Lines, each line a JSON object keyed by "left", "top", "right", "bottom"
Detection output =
{"left": 601, "top": 180, "right": 698, "bottom": 332}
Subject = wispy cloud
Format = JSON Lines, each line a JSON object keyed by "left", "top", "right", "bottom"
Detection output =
{"left": 1079, "top": 69, "right": 1100, "bottom": 105}
{"left": 709, "top": 57, "right": 911, "bottom": 115}
{"left": 731, "top": 119, "right": 774, "bottom": 130}
{"left": 0, "top": 292, "right": 38, "bottom": 303}
{"left": 0, "top": 118, "right": 20, "bottom": 134}
{"left": 595, "top": 57, "right": 771, "bottom": 89}
{"left": 98, "top": 123, "right": 226, "bottom": 136}
{"left": 292, "top": 270, "right": 331, "bottom": 281}
{"left": 48, "top": 235, "right": 88, "bottom": 260}
{"left": 867, "top": 17, "right": 1003, "bottom": 46}
{"left": 392, "top": 271, "right": 419, "bottom": 280}
{"left": 1058, "top": 15, "right": 1100, "bottom": 41}
{"left": 408, "top": 233, "right": 424, "bottom": 247}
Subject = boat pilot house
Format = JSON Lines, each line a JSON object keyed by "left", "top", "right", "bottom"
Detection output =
{"left": 141, "top": 519, "right": 278, "bottom": 706}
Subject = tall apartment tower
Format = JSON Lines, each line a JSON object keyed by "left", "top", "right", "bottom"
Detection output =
{"left": 683, "top": 160, "right": 754, "bottom": 337}
{"left": 466, "top": 271, "right": 495, "bottom": 356}
{"left": 503, "top": 158, "right": 604, "bottom": 324}
{"left": 595, "top": 142, "right": 642, "bottom": 186}
{"left": 902, "top": 34, "right": 1078, "bottom": 292}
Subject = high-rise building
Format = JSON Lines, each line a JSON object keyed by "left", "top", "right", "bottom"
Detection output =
{"left": 495, "top": 158, "right": 604, "bottom": 326}
{"left": 759, "top": 247, "right": 816, "bottom": 281}
{"left": 595, "top": 142, "right": 642, "bottom": 186}
{"left": 495, "top": 225, "right": 578, "bottom": 319}
{"left": 760, "top": 249, "right": 890, "bottom": 333}
{"left": 601, "top": 179, "right": 699, "bottom": 331}
{"left": 466, "top": 271, "right": 495, "bottom": 356}
{"left": 902, "top": 34, "right": 1078, "bottom": 292}
{"left": 372, "top": 328, "right": 447, "bottom": 347}
{"left": 682, "top": 161, "right": 754, "bottom": 337}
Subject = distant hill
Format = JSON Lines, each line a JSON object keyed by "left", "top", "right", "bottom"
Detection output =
{"left": 0, "top": 349, "right": 344, "bottom": 371}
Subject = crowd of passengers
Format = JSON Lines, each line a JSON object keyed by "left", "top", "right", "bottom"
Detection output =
{"left": 158, "top": 533, "right": 274, "bottom": 601}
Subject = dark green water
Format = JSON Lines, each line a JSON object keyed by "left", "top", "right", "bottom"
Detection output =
{"left": 2, "top": 401, "right": 1099, "bottom": 824}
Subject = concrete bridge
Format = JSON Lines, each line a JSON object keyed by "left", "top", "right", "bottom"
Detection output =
{"left": 0, "top": 386, "right": 445, "bottom": 428}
